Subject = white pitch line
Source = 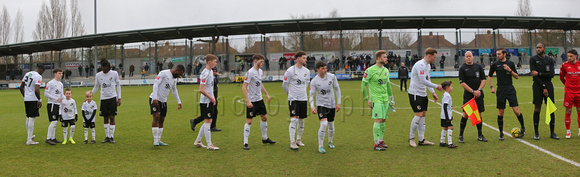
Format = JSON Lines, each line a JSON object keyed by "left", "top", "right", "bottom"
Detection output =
{"left": 389, "top": 82, "right": 580, "bottom": 168}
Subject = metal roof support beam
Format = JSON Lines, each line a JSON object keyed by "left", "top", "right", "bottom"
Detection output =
{"left": 255, "top": 23, "right": 263, "bottom": 34}
{"left": 498, "top": 18, "right": 507, "bottom": 28}
{"left": 535, "top": 19, "right": 546, "bottom": 29}
{"left": 300, "top": 32, "right": 304, "bottom": 51}
{"left": 378, "top": 29, "right": 382, "bottom": 50}
{"left": 460, "top": 18, "right": 467, "bottom": 28}
{"left": 138, "top": 32, "right": 149, "bottom": 41}
{"left": 214, "top": 26, "right": 222, "bottom": 36}
{"left": 296, "top": 21, "right": 302, "bottom": 33}
{"left": 418, "top": 29, "right": 422, "bottom": 57}
{"left": 176, "top": 29, "right": 187, "bottom": 38}
{"left": 102, "top": 35, "right": 115, "bottom": 44}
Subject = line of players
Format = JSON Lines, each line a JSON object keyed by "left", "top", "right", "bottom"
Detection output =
{"left": 21, "top": 44, "right": 580, "bottom": 152}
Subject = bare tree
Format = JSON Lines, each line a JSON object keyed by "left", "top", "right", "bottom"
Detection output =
{"left": 70, "top": 0, "right": 85, "bottom": 37}
{"left": 0, "top": 5, "right": 12, "bottom": 45}
{"left": 516, "top": 0, "right": 532, "bottom": 17}
{"left": 516, "top": 0, "right": 532, "bottom": 46}
{"left": 51, "top": 0, "right": 68, "bottom": 39}
{"left": 387, "top": 29, "right": 414, "bottom": 49}
{"left": 13, "top": 9, "right": 24, "bottom": 43}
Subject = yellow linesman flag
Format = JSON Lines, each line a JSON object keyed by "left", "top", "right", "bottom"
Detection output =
{"left": 462, "top": 98, "right": 482, "bottom": 126}
{"left": 546, "top": 97, "right": 557, "bottom": 125}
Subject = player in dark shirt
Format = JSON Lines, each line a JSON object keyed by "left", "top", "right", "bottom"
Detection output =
{"left": 487, "top": 48, "right": 525, "bottom": 140}
{"left": 458, "top": 51, "right": 487, "bottom": 143}
{"left": 530, "top": 43, "right": 559, "bottom": 140}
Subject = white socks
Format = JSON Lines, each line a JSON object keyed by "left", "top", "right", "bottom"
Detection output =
{"left": 289, "top": 118, "right": 297, "bottom": 143}
{"left": 297, "top": 119, "right": 305, "bottom": 141}
{"left": 85, "top": 128, "right": 96, "bottom": 140}
{"left": 195, "top": 123, "right": 212, "bottom": 146}
{"left": 91, "top": 128, "right": 95, "bottom": 140}
{"left": 243, "top": 123, "right": 250, "bottom": 144}
{"left": 328, "top": 122, "right": 335, "bottom": 143}
{"left": 152, "top": 127, "right": 159, "bottom": 143}
{"left": 47, "top": 121, "right": 57, "bottom": 140}
{"left": 203, "top": 123, "right": 212, "bottom": 146}
{"left": 158, "top": 128, "right": 163, "bottom": 142}
{"left": 26, "top": 117, "right": 35, "bottom": 141}
{"left": 418, "top": 117, "right": 426, "bottom": 141}
{"left": 447, "top": 130, "right": 453, "bottom": 144}
{"left": 318, "top": 120, "right": 328, "bottom": 148}
{"left": 104, "top": 124, "right": 110, "bottom": 138}
{"left": 260, "top": 121, "right": 268, "bottom": 140}
{"left": 409, "top": 116, "right": 420, "bottom": 139}
{"left": 70, "top": 125, "right": 75, "bottom": 139}
{"left": 85, "top": 128, "right": 89, "bottom": 141}
{"left": 196, "top": 123, "right": 205, "bottom": 142}
{"left": 63, "top": 127, "right": 68, "bottom": 140}
{"left": 110, "top": 125, "right": 116, "bottom": 138}
{"left": 440, "top": 130, "right": 447, "bottom": 143}
{"left": 63, "top": 126, "right": 75, "bottom": 140}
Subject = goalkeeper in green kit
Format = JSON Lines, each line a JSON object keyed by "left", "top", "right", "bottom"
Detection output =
{"left": 361, "top": 50, "right": 395, "bottom": 151}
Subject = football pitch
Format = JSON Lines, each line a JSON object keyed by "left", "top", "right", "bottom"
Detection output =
{"left": 1, "top": 76, "right": 580, "bottom": 176}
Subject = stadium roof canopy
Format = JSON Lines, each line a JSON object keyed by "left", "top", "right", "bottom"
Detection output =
{"left": 1, "top": 15, "right": 579, "bottom": 57}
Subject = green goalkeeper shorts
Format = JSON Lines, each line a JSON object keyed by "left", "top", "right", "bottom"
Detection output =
{"left": 372, "top": 102, "right": 389, "bottom": 120}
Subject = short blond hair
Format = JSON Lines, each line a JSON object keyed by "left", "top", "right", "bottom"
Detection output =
{"left": 425, "top": 48, "right": 437, "bottom": 56}
{"left": 206, "top": 54, "right": 217, "bottom": 62}
{"left": 375, "top": 50, "right": 387, "bottom": 59}
{"left": 85, "top": 90, "right": 93, "bottom": 97}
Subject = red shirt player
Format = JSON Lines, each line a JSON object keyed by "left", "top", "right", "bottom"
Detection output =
{"left": 559, "top": 49, "right": 580, "bottom": 139}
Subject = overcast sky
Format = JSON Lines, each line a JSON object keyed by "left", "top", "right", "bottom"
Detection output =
{"left": 1, "top": 0, "right": 579, "bottom": 44}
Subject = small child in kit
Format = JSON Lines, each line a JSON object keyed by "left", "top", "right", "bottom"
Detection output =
{"left": 440, "top": 81, "right": 457, "bottom": 148}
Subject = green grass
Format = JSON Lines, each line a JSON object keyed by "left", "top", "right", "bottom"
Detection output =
{"left": 1, "top": 76, "right": 580, "bottom": 176}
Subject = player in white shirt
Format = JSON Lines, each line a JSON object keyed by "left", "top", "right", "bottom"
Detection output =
{"left": 309, "top": 61, "right": 341, "bottom": 154}
{"left": 439, "top": 81, "right": 457, "bottom": 148}
{"left": 149, "top": 65, "right": 184, "bottom": 146}
{"left": 20, "top": 64, "right": 45, "bottom": 145}
{"left": 44, "top": 68, "right": 65, "bottom": 145}
{"left": 408, "top": 48, "right": 444, "bottom": 147}
{"left": 92, "top": 59, "right": 121, "bottom": 143}
{"left": 282, "top": 51, "right": 310, "bottom": 150}
{"left": 194, "top": 54, "right": 219, "bottom": 150}
{"left": 241, "top": 54, "right": 275, "bottom": 150}
{"left": 82, "top": 91, "right": 98, "bottom": 144}
{"left": 60, "top": 88, "right": 78, "bottom": 145}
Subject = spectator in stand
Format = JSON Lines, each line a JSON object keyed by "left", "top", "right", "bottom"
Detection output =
{"left": 561, "top": 52, "right": 567, "bottom": 62}
{"left": 121, "top": 70, "right": 125, "bottom": 80}
{"left": 329, "top": 56, "right": 335, "bottom": 71}
{"left": 187, "top": 63, "right": 192, "bottom": 76}
{"left": 440, "top": 54, "right": 446, "bottom": 71}
{"left": 10, "top": 68, "right": 15, "bottom": 80}
{"left": 129, "top": 64, "right": 135, "bottom": 77}
{"left": 144, "top": 63, "right": 150, "bottom": 76}
{"left": 167, "top": 61, "right": 174, "bottom": 70}
{"left": 85, "top": 65, "right": 89, "bottom": 78}
{"left": 265, "top": 57, "right": 270, "bottom": 71}
{"left": 454, "top": 53, "right": 459, "bottom": 65}
{"left": 78, "top": 65, "right": 83, "bottom": 77}
{"left": 90, "top": 63, "right": 95, "bottom": 76}
{"left": 118, "top": 63, "right": 124, "bottom": 71}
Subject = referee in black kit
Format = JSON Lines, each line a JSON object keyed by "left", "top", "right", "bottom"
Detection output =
{"left": 487, "top": 48, "right": 526, "bottom": 141}
{"left": 530, "top": 43, "right": 559, "bottom": 140}
{"left": 457, "top": 51, "right": 487, "bottom": 143}
{"left": 191, "top": 67, "right": 222, "bottom": 132}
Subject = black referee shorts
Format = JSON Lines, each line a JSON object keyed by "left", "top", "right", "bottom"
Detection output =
{"left": 532, "top": 82, "right": 555, "bottom": 105}
{"left": 496, "top": 85, "right": 519, "bottom": 109}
